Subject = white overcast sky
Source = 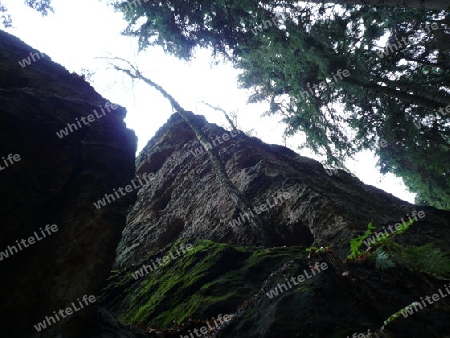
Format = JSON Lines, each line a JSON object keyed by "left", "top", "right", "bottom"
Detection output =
{"left": 2, "top": 0, "right": 416, "bottom": 202}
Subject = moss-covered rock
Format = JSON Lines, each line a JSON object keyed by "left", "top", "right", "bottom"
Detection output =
{"left": 101, "top": 239, "right": 450, "bottom": 337}
{"left": 100, "top": 240, "right": 307, "bottom": 329}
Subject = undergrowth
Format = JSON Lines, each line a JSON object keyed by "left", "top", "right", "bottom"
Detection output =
{"left": 345, "top": 218, "right": 450, "bottom": 279}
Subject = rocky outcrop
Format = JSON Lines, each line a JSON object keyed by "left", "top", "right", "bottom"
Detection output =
{"left": 114, "top": 111, "right": 450, "bottom": 270}
{"left": 102, "top": 110, "right": 450, "bottom": 337}
{"left": 102, "top": 239, "right": 450, "bottom": 337}
{"left": 0, "top": 30, "right": 137, "bottom": 337}
{"left": 3, "top": 27, "right": 450, "bottom": 337}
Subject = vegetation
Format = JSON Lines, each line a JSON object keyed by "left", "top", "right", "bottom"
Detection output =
{"left": 346, "top": 219, "right": 450, "bottom": 279}
{"left": 4, "top": 1, "right": 449, "bottom": 210}
{"left": 305, "top": 246, "right": 333, "bottom": 258}
{"left": 380, "top": 301, "right": 421, "bottom": 331}
{"left": 347, "top": 222, "right": 377, "bottom": 260}
{"left": 100, "top": 240, "right": 308, "bottom": 329}
{"left": 1, "top": 0, "right": 53, "bottom": 28}
{"left": 111, "top": 0, "right": 450, "bottom": 209}
{"left": 381, "top": 243, "right": 450, "bottom": 278}
{"left": 101, "top": 236, "right": 450, "bottom": 336}
{"left": 3, "top": 1, "right": 450, "bottom": 336}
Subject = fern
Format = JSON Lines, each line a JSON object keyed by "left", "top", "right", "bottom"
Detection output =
{"left": 396, "top": 244, "right": 450, "bottom": 278}
{"left": 375, "top": 247, "right": 396, "bottom": 271}
{"left": 346, "top": 218, "right": 450, "bottom": 280}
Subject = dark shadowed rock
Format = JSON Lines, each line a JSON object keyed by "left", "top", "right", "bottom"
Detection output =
{"left": 0, "top": 30, "right": 137, "bottom": 337}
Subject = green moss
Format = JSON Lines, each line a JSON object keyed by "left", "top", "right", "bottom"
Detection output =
{"left": 101, "top": 240, "right": 308, "bottom": 329}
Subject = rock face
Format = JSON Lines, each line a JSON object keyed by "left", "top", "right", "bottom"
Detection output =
{"left": 3, "top": 28, "right": 450, "bottom": 338}
{"left": 102, "top": 111, "right": 450, "bottom": 338}
{"left": 103, "top": 240, "right": 450, "bottom": 337}
{"left": 114, "top": 111, "right": 450, "bottom": 270}
{"left": 0, "top": 30, "right": 137, "bottom": 337}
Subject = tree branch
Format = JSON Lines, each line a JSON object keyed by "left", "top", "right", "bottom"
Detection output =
{"left": 201, "top": 101, "right": 239, "bottom": 132}
{"left": 102, "top": 56, "right": 272, "bottom": 245}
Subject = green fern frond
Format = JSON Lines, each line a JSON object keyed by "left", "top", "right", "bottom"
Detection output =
{"left": 375, "top": 247, "right": 396, "bottom": 271}
{"left": 396, "top": 244, "right": 450, "bottom": 278}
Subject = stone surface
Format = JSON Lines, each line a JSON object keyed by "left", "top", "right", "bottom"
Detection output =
{"left": 3, "top": 27, "right": 450, "bottom": 337}
{"left": 114, "top": 111, "right": 450, "bottom": 270}
{"left": 102, "top": 111, "right": 450, "bottom": 337}
{"left": 0, "top": 30, "right": 137, "bottom": 337}
{"left": 102, "top": 240, "right": 450, "bottom": 337}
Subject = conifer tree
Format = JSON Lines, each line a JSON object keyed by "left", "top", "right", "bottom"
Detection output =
{"left": 115, "top": 1, "right": 449, "bottom": 208}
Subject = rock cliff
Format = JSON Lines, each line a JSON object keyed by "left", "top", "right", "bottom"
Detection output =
{"left": 103, "top": 111, "right": 450, "bottom": 337}
{"left": 3, "top": 28, "right": 450, "bottom": 338}
{"left": 0, "top": 30, "right": 137, "bottom": 337}
{"left": 114, "top": 111, "right": 450, "bottom": 270}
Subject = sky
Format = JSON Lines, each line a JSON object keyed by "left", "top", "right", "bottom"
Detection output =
{"left": 2, "top": 0, "right": 416, "bottom": 203}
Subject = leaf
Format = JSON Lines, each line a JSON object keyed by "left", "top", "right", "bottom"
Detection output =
{"left": 375, "top": 247, "right": 396, "bottom": 270}
{"left": 397, "top": 244, "right": 450, "bottom": 278}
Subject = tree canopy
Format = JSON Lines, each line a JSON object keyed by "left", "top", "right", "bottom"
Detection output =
{"left": 3, "top": 0, "right": 448, "bottom": 209}
{"left": 114, "top": 0, "right": 449, "bottom": 209}
{"left": 1, "top": 0, "right": 53, "bottom": 28}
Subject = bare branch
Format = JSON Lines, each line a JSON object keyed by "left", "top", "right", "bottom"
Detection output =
{"left": 201, "top": 101, "right": 239, "bottom": 132}
{"left": 101, "top": 56, "right": 185, "bottom": 112}
{"left": 100, "top": 56, "right": 272, "bottom": 245}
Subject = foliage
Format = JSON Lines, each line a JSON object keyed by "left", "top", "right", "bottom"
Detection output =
{"left": 347, "top": 222, "right": 375, "bottom": 260}
{"left": 101, "top": 239, "right": 308, "bottom": 329}
{"left": 381, "top": 301, "right": 420, "bottom": 330}
{"left": 1, "top": 0, "right": 53, "bottom": 28}
{"left": 0, "top": 3, "right": 11, "bottom": 28}
{"left": 396, "top": 243, "right": 450, "bottom": 278}
{"left": 305, "top": 246, "right": 332, "bottom": 253}
{"left": 415, "top": 186, "right": 450, "bottom": 210}
{"left": 80, "top": 68, "right": 95, "bottom": 82}
{"left": 347, "top": 219, "right": 450, "bottom": 279}
{"left": 114, "top": 0, "right": 450, "bottom": 209}
{"left": 374, "top": 247, "right": 396, "bottom": 270}
{"left": 25, "top": 0, "right": 53, "bottom": 15}
{"left": 306, "top": 246, "right": 333, "bottom": 258}
{"left": 239, "top": 7, "right": 450, "bottom": 209}
{"left": 369, "top": 218, "right": 414, "bottom": 247}
{"left": 347, "top": 218, "right": 415, "bottom": 260}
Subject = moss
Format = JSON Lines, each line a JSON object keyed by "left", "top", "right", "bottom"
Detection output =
{"left": 101, "top": 238, "right": 450, "bottom": 337}
{"left": 101, "top": 240, "right": 308, "bottom": 330}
